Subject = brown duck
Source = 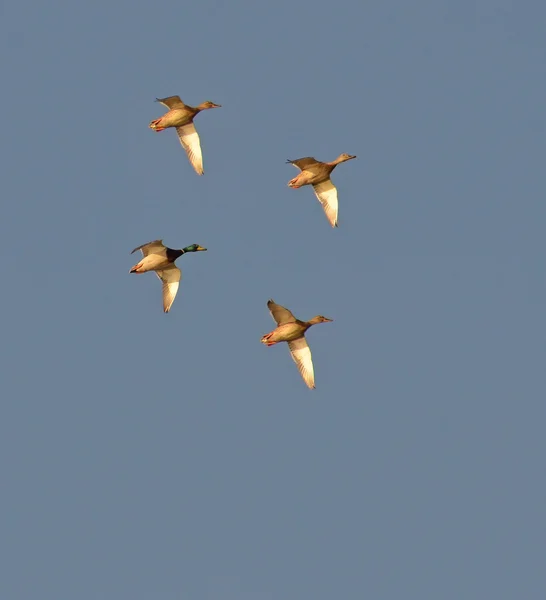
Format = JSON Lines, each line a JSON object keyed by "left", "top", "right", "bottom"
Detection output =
{"left": 149, "top": 96, "right": 221, "bottom": 175}
{"left": 261, "top": 299, "right": 333, "bottom": 389}
{"left": 286, "top": 153, "right": 356, "bottom": 227}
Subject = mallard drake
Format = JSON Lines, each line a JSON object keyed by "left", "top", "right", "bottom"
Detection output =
{"left": 286, "top": 153, "right": 356, "bottom": 227}
{"left": 129, "top": 240, "right": 207, "bottom": 313}
{"left": 260, "top": 299, "right": 333, "bottom": 389}
{"left": 149, "top": 96, "right": 221, "bottom": 175}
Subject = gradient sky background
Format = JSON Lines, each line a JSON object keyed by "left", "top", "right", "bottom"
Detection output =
{"left": 1, "top": 1, "right": 546, "bottom": 599}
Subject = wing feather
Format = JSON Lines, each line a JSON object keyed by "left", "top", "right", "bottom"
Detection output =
{"left": 155, "top": 265, "right": 181, "bottom": 313}
{"left": 267, "top": 299, "right": 297, "bottom": 325}
{"left": 286, "top": 157, "right": 318, "bottom": 171}
{"left": 176, "top": 123, "right": 204, "bottom": 175}
{"left": 131, "top": 240, "right": 165, "bottom": 256}
{"left": 288, "top": 337, "right": 315, "bottom": 389}
{"left": 313, "top": 179, "right": 339, "bottom": 228}
{"left": 156, "top": 95, "right": 185, "bottom": 109}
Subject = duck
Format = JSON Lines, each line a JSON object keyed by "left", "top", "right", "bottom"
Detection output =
{"left": 286, "top": 153, "right": 356, "bottom": 227}
{"left": 149, "top": 96, "right": 221, "bottom": 175}
{"left": 260, "top": 299, "right": 333, "bottom": 389}
{"left": 129, "top": 240, "right": 207, "bottom": 313}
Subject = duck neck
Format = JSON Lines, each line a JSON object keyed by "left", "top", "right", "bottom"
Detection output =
{"left": 166, "top": 248, "right": 184, "bottom": 262}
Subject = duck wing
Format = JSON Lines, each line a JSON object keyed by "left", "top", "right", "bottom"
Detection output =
{"left": 267, "top": 299, "right": 297, "bottom": 325}
{"left": 312, "top": 179, "right": 339, "bottom": 228}
{"left": 286, "top": 157, "right": 319, "bottom": 171}
{"left": 156, "top": 265, "right": 181, "bottom": 313}
{"left": 176, "top": 123, "right": 204, "bottom": 175}
{"left": 156, "top": 95, "right": 186, "bottom": 109}
{"left": 288, "top": 337, "right": 315, "bottom": 389}
{"left": 131, "top": 240, "right": 166, "bottom": 257}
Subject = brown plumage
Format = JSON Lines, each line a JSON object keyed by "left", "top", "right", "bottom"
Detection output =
{"left": 261, "top": 299, "right": 333, "bottom": 389}
{"left": 149, "top": 95, "right": 221, "bottom": 175}
{"left": 286, "top": 153, "right": 356, "bottom": 227}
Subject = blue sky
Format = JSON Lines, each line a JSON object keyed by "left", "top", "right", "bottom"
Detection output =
{"left": 1, "top": 1, "right": 545, "bottom": 598}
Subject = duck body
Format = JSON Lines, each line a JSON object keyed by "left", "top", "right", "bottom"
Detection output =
{"left": 261, "top": 299, "right": 333, "bottom": 389}
{"left": 149, "top": 98, "right": 200, "bottom": 132}
{"left": 149, "top": 95, "right": 221, "bottom": 175}
{"left": 149, "top": 107, "right": 196, "bottom": 130}
{"left": 129, "top": 240, "right": 207, "bottom": 313}
{"left": 286, "top": 159, "right": 335, "bottom": 188}
{"left": 130, "top": 246, "right": 183, "bottom": 274}
{"left": 261, "top": 320, "right": 312, "bottom": 345}
{"left": 286, "top": 153, "right": 356, "bottom": 227}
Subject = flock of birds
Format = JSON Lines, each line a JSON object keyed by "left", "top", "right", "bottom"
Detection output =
{"left": 131, "top": 95, "right": 356, "bottom": 389}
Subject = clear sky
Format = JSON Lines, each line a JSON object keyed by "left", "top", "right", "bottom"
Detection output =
{"left": 1, "top": 1, "right": 545, "bottom": 599}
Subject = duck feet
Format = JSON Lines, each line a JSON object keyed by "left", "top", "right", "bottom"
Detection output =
{"left": 149, "top": 119, "right": 165, "bottom": 132}
{"left": 261, "top": 334, "right": 277, "bottom": 346}
{"left": 288, "top": 178, "right": 301, "bottom": 189}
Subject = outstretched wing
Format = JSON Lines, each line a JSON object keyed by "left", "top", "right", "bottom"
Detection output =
{"left": 286, "top": 157, "right": 319, "bottom": 171}
{"left": 176, "top": 123, "right": 204, "bottom": 175}
{"left": 155, "top": 95, "right": 186, "bottom": 109}
{"left": 155, "top": 265, "right": 181, "bottom": 313}
{"left": 288, "top": 337, "right": 315, "bottom": 389}
{"left": 267, "top": 299, "right": 297, "bottom": 325}
{"left": 131, "top": 240, "right": 165, "bottom": 256}
{"left": 313, "top": 179, "right": 339, "bottom": 228}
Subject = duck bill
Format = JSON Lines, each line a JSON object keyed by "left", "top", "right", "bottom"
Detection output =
{"left": 323, "top": 317, "right": 333, "bottom": 322}
{"left": 196, "top": 245, "right": 207, "bottom": 251}
{"left": 211, "top": 103, "right": 221, "bottom": 108}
